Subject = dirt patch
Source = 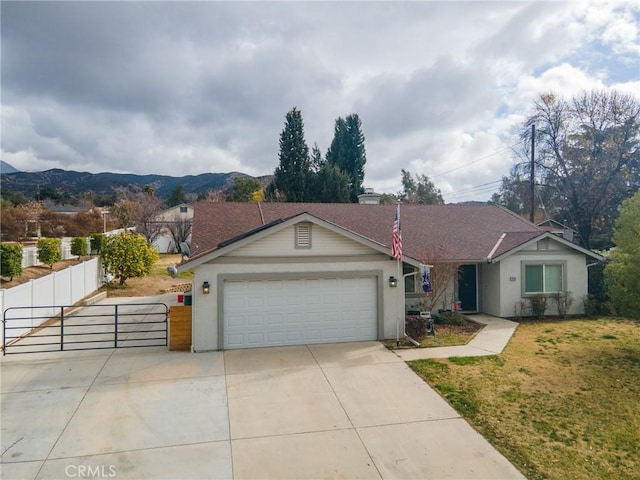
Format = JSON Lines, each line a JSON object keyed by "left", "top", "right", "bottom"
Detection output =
{"left": 100, "top": 254, "right": 193, "bottom": 298}
{"left": 385, "top": 317, "right": 484, "bottom": 349}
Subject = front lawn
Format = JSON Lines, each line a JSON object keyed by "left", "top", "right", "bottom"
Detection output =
{"left": 409, "top": 318, "right": 640, "bottom": 480}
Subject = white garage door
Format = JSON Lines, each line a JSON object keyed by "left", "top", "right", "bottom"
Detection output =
{"left": 223, "top": 277, "right": 377, "bottom": 349}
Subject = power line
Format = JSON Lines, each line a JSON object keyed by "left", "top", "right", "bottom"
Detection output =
{"left": 445, "top": 179, "right": 503, "bottom": 198}
{"left": 429, "top": 143, "right": 520, "bottom": 180}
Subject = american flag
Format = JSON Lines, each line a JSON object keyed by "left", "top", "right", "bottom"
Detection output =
{"left": 391, "top": 205, "right": 402, "bottom": 261}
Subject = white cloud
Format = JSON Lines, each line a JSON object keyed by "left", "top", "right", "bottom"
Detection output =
{"left": 1, "top": 1, "right": 638, "bottom": 203}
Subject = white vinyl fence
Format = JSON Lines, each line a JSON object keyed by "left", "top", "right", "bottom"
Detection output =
{"left": 1, "top": 257, "right": 103, "bottom": 346}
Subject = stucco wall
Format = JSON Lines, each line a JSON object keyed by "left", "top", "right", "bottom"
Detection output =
{"left": 227, "top": 224, "right": 374, "bottom": 257}
{"left": 496, "top": 240, "right": 589, "bottom": 317}
{"left": 191, "top": 222, "right": 401, "bottom": 351}
{"left": 480, "top": 262, "right": 501, "bottom": 316}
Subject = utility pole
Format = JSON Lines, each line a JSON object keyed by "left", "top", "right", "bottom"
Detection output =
{"left": 530, "top": 124, "right": 535, "bottom": 223}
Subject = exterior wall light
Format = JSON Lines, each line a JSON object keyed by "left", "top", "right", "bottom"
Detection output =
{"left": 202, "top": 281, "right": 210, "bottom": 294}
{"left": 389, "top": 276, "right": 398, "bottom": 288}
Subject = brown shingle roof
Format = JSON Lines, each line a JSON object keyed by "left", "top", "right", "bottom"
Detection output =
{"left": 189, "top": 202, "right": 543, "bottom": 263}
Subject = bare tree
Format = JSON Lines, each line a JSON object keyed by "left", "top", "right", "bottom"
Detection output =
{"left": 410, "top": 246, "right": 461, "bottom": 312}
{"left": 112, "top": 189, "right": 165, "bottom": 244}
{"left": 509, "top": 90, "right": 640, "bottom": 249}
{"left": 164, "top": 211, "right": 192, "bottom": 254}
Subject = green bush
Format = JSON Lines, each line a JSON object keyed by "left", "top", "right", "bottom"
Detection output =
{"left": 605, "top": 191, "right": 640, "bottom": 319}
{"left": 101, "top": 232, "right": 159, "bottom": 285}
{"left": 434, "top": 311, "right": 466, "bottom": 326}
{"left": 90, "top": 233, "right": 106, "bottom": 255}
{"left": 0, "top": 243, "right": 23, "bottom": 280}
{"left": 37, "top": 237, "right": 62, "bottom": 269}
{"left": 71, "top": 237, "right": 88, "bottom": 257}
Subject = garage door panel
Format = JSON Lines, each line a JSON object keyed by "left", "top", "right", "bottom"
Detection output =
{"left": 223, "top": 277, "right": 377, "bottom": 349}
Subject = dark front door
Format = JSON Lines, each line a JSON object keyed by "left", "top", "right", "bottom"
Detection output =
{"left": 458, "top": 264, "right": 477, "bottom": 312}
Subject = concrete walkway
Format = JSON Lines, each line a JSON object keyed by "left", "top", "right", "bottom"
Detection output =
{"left": 395, "top": 314, "right": 519, "bottom": 361}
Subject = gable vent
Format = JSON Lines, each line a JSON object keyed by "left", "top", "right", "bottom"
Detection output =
{"left": 537, "top": 238, "right": 549, "bottom": 251}
{"left": 295, "top": 223, "right": 312, "bottom": 248}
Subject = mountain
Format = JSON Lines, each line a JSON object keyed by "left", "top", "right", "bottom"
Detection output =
{"left": 0, "top": 168, "right": 271, "bottom": 203}
{"left": 0, "top": 161, "right": 20, "bottom": 174}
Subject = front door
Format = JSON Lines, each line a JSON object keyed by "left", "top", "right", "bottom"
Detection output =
{"left": 458, "top": 264, "right": 477, "bottom": 312}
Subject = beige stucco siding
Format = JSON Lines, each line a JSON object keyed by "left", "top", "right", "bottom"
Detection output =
{"left": 226, "top": 224, "right": 375, "bottom": 257}
{"left": 496, "top": 240, "right": 589, "bottom": 317}
{"left": 480, "top": 262, "right": 501, "bottom": 316}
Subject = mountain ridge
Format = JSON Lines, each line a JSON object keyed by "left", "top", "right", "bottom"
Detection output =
{"left": 0, "top": 167, "right": 270, "bottom": 203}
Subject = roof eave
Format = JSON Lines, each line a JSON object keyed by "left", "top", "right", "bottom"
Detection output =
{"left": 489, "top": 232, "right": 605, "bottom": 263}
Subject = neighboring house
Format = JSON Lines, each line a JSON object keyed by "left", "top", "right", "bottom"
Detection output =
{"left": 151, "top": 203, "right": 194, "bottom": 253}
{"left": 537, "top": 219, "right": 579, "bottom": 244}
{"left": 177, "top": 202, "right": 603, "bottom": 351}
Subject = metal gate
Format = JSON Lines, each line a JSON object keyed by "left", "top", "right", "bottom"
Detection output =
{"left": 2, "top": 303, "right": 168, "bottom": 355}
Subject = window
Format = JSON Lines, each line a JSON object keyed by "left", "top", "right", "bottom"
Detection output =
{"left": 295, "top": 223, "right": 312, "bottom": 248}
{"left": 179, "top": 206, "right": 188, "bottom": 213}
{"left": 523, "top": 262, "right": 564, "bottom": 294}
{"left": 403, "top": 265, "right": 416, "bottom": 293}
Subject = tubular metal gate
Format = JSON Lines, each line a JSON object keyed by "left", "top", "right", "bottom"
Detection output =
{"left": 2, "top": 303, "right": 168, "bottom": 355}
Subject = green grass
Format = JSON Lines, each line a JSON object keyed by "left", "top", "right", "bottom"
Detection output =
{"left": 408, "top": 318, "right": 640, "bottom": 480}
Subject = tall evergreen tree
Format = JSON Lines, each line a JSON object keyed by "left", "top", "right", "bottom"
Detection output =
{"left": 268, "top": 107, "right": 311, "bottom": 202}
{"left": 310, "top": 162, "right": 351, "bottom": 203}
{"left": 167, "top": 184, "right": 187, "bottom": 207}
{"left": 326, "top": 114, "right": 367, "bottom": 203}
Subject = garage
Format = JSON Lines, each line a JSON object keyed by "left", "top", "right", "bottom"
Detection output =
{"left": 223, "top": 276, "right": 377, "bottom": 349}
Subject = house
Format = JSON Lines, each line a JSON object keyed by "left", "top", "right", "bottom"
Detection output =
{"left": 177, "top": 202, "right": 603, "bottom": 351}
{"left": 151, "top": 203, "right": 194, "bottom": 253}
{"left": 537, "top": 218, "right": 579, "bottom": 244}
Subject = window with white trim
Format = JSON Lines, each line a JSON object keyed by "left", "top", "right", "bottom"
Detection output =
{"left": 295, "top": 223, "right": 312, "bottom": 248}
{"left": 523, "top": 262, "right": 564, "bottom": 294}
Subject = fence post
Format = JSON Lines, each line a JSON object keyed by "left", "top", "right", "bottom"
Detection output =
{"left": 114, "top": 304, "right": 118, "bottom": 348}
{"left": 60, "top": 307, "right": 64, "bottom": 351}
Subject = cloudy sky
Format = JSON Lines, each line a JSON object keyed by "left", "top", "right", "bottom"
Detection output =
{"left": 2, "top": 1, "right": 638, "bottom": 202}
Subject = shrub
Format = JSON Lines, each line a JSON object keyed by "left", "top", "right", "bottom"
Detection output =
{"left": 514, "top": 300, "right": 528, "bottom": 318}
{"left": 0, "top": 243, "right": 23, "bottom": 280}
{"left": 528, "top": 294, "right": 547, "bottom": 319}
{"left": 551, "top": 291, "right": 574, "bottom": 318}
{"left": 37, "top": 237, "right": 62, "bottom": 269}
{"left": 405, "top": 315, "right": 428, "bottom": 339}
{"left": 101, "top": 232, "right": 159, "bottom": 285}
{"left": 90, "top": 233, "right": 106, "bottom": 255}
{"left": 71, "top": 237, "right": 88, "bottom": 257}
{"left": 434, "top": 311, "right": 466, "bottom": 326}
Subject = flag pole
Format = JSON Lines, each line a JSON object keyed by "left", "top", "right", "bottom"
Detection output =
{"left": 396, "top": 252, "right": 401, "bottom": 346}
{"left": 395, "top": 203, "right": 402, "bottom": 346}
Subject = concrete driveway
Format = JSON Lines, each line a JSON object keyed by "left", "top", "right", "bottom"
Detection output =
{"left": 1, "top": 342, "right": 524, "bottom": 479}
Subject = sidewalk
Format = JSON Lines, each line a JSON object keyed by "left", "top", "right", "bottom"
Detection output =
{"left": 394, "top": 314, "right": 519, "bottom": 361}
